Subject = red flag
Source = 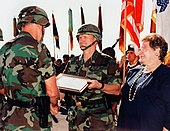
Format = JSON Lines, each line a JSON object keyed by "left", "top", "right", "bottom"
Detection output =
{"left": 52, "top": 13, "right": 60, "bottom": 49}
{"left": 80, "top": 6, "right": 85, "bottom": 25}
{"left": 68, "top": 8, "right": 73, "bottom": 50}
{"left": 98, "top": 5, "right": 103, "bottom": 51}
{"left": 13, "top": 17, "right": 19, "bottom": 37}
{"left": 119, "top": 0, "right": 144, "bottom": 53}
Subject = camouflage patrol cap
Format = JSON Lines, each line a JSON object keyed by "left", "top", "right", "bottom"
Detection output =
{"left": 76, "top": 24, "right": 102, "bottom": 42}
{"left": 17, "top": 6, "right": 50, "bottom": 30}
{"left": 0, "top": 28, "right": 4, "bottom": 41}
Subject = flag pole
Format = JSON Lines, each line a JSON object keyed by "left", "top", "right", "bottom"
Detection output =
{"left": 13, "top": 17, "right": 19, "bottom": 37}
{"left": 122, "top": 0, "right": 127, "bottom": 86}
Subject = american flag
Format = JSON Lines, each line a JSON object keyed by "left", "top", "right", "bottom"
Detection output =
{"left": 119, "top": 0, "right": 144, "bottom": 53}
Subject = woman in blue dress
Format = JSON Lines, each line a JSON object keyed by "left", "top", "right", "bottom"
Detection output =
{"left": 117, "top": 33, "right": 170, "bottom": 131}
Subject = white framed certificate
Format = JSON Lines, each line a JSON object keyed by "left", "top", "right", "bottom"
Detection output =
{"left": 56, "top": 73, "right": 89, "bottom": 93}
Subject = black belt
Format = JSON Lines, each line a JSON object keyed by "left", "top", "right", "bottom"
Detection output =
{"left": 6, "top": 97, "right": 33, "bottom": 108}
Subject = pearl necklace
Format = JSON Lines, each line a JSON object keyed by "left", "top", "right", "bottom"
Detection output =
{"left": 128, "top": 70, "right": 153, "bottom": 101}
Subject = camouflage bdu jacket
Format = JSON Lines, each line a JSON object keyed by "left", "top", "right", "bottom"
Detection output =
{"left": 0, "top": 31, "right": 55, "bottom": 131}
{"left": 64, "top": 50, "right": 121, "bottom": 131}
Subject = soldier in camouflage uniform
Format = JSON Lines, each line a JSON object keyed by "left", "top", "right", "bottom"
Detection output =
{"left": 62, "top": 24, "right": 121, "bottom": 131}
{"left": 0, "top": 6, "right": 60, "bottom": 130}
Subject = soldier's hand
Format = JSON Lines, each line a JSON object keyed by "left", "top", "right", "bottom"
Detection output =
{"left": 50, "top": 100, "right": 60, "bottom": 115}
{"left": 119, "top": 55, "right": 127, "bottom": 68}
{"left": 87, "top": 79, "right": 102, "bottom": 90}
{"left": 0, "top": 89, "right": 4, "bottom": 95}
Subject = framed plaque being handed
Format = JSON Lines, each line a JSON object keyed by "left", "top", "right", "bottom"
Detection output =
{"left": 56, "top": 73, "right": 89, "bottom": 93}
